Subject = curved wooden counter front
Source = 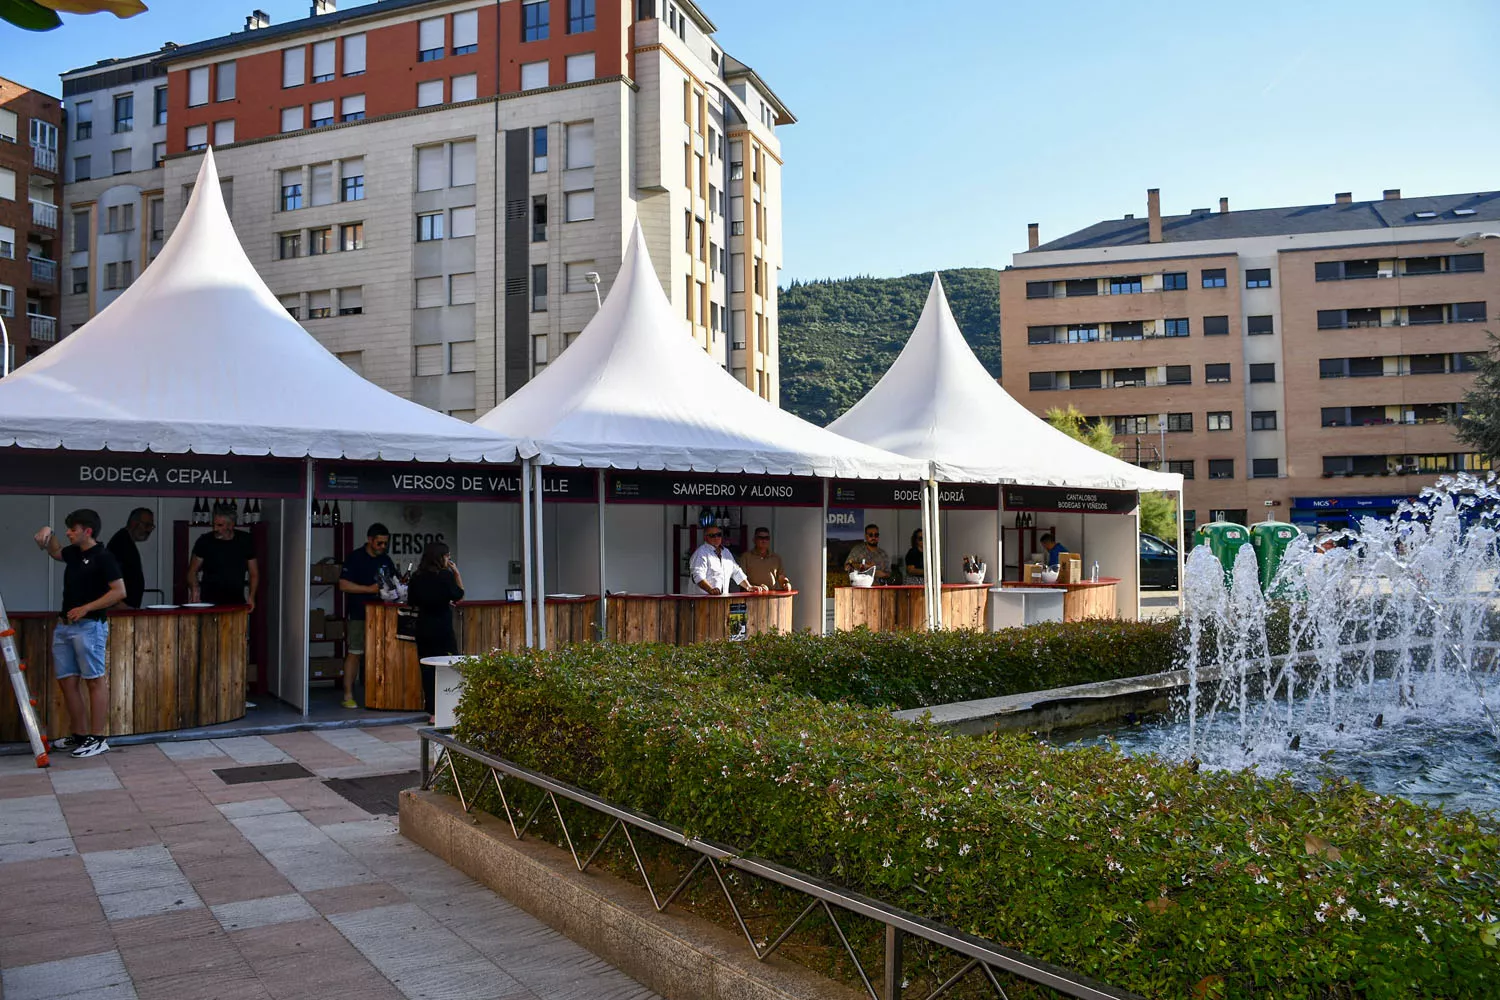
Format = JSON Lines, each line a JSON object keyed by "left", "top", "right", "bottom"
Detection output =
{"left": 1, "top": 608, "right": 248, "bottom": 743}
{"left": 833, "top": 583, "right": 989, "bottom": 633}
{"left": 606, "top": 591, "right": 796, "bottom": 645}
{"left": 1000, "top": 578, "right": 1120, "bottom": 621}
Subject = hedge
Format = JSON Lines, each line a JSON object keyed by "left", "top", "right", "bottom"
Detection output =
{"left": 452, "top": 636, "right": 1500, "bottom": 999}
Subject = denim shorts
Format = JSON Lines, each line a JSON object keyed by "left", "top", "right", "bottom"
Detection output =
{"left": 53, "top": 619, "right": 109, "bottom": 680}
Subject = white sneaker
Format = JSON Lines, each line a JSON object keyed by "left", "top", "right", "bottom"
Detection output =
{"left": 71, "top": 736, "right": 111, "bottom": 758}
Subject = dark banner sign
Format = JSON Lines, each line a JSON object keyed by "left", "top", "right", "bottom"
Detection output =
{"left": 1, "top": 449, "right": 304, "bottom": 497}
{"left": 607, "top": 471, "right": 822, "bottom": 507}
{"left": 1293, "top": 494, "right": 1415, "bottom": 510}
{"left": 1003, "top": 485, "right": 1138, "bottom": 515}
{"left": 830, "top": 480, "right": 999, "bottom": 510}
{"left": 316, "top": 462, "right": 596, "bottom": 502}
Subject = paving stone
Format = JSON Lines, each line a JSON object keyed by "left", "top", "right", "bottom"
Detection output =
{"left": 209, "top": 737, "right": 292, "bottom": 765}
{"left": 0, "top": 918, "right": 116, "bottom": 969}
{"left": 1, "top": 950, "right": 133, "bottom": 1000}
{"left": 302, "top": 881, "right": 409, "bottom": 917}
{"left": 155, "top": 741, "right": 229, "bottom": 761}
{"left": 215, "top": 798, "right": 293, "bottom": 820}
{"left": 0, "top": 836, "right": 76, "bottom": 865}
{"left": 230, "top": 812, "right": 327, "bottom": 852}
{"left": 49, "top": 769, "right": 125, "bottom": 795}
{"left": 0, "top": 796, "right": 69, "bottom": 846}
{"left": 212, "top": 893, "right": 318, "bottom": 932}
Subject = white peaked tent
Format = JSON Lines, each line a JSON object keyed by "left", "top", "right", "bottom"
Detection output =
{"left": 0, "top": 150, "right": 517, "bottom": 463}
{"left": 828, "top": 275, "right": 1185, "bottom": 624}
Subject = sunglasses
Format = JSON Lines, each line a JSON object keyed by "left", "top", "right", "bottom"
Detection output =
{"left": 705, "top": 531, "right": 723, "bottom": 538}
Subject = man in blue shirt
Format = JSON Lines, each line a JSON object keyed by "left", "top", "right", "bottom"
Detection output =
{"left": 1040, "top": 532, "right": 1069, "bottom": 568}
{"left": 338, "top": 522, "right": 396, "bottom": 709}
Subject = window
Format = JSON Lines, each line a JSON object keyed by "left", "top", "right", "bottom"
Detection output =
{"left": 343, "top": 34, "right": 366, "bottom": 75}
{"left": 565, "top": 189, "right": 594, "bottom": 222}
{"left": 310, "top": 100, "right": 334, "bottom": 127}
{"left": 72, "top": 211, "right": 88, "bottom": 251}
{"left": 532, "top": 334, "right": 548, "bottom": 367}
{"left": 104, "top": 260, "right": 133, "bottom": 289}
{"left": 1205, "top": 363, "right": 1231, "bottom": 383}
{"left": 523, "top": 0, "right": 549, "bottom": 41}
{"left": 1316, "top": 308, "right": 1347, "bottom": 330}
{"left": 1245, "top": 268, "right": 1271, "bottom": 288}
{"left": 1409, "top": 353, "right": 1445, "bottom": 375}
{"left": 1319, "top": 358, "right": 1344, "bottom": 379}
{"left": 1113, "top": 367, "right": 1147, "bottom": 387}
{"left": 1109, "top": 275, "right": 1142, "bottom": 295}
{"left": 566, "top": 53, "right": 595, "bottom": 83}
{"left": 1023, "top": 280, "right": 1051, "bottom": 300}
{"left": 1202, "top": 315, "right": 1229, "bottom": 336}
{"left": 1208, "top": 459, "right": 1235, "bottom": 480}
{"left": 1166, "top": 412, "right": 1192, "bottom": 432}
{"left": 570, "top": 0, "right": 595, "bottom": 32}
{"left": 310, "top": 163, "right": 334, "bottom": 205}
{"left": 1454, "top": 301, "right": 1487, "bottom": 323}
{"left": 1207, "top": 411, "right": 1232, "bottom": 431}
{"left": 72, "top": 267, "right": 87, "bottom": 294}
{"left": 565, "top": 121, "right": 594, "bottom": 168}
{"left": 152, "top": 141, "right": 165, "bottom": 165}
{"left": 415, "top": 343, "right": 444, "bottom": 375}
{"left": 278, "top": 232, "right": 301, "bottom": 259}
{"left": 312, "top": 40, "right": 335, "bottom": 81}
{"left": 105, "top": 203, "right": 134, "bottom": 233}
{"left": 1246, "top": 314, "right": 1274, "bottom": 335}
{"left": 1251, "top": 410, "right": 1277, "bottom": 431}
{"left": 417, "top": 16, "right": 445, "bottom": 61}
{"left": 306, "top": 291, "right": 332, "bottom": 319}
{"left": 1028, "top": 372, "right": 1056, "bottom": 392}
{"left": 1251, "top": 458, "right": 1279, "bottom": 479}
{"left": 107, "top": 148, "right": 129, "bottom": 175}
{"left": 75, "top": 101, "right": 92, "bottom": 140}
{"left": 339, "top": 222, "right": 363, "bottom": 251}
{"left": 341, "top": 158, "right": 364, "bottom": 201}
{"left": 1201, "top": 267, "right": 1226, "bottom": 288}
{"left": 207, "top": 120, "right": 232, "bottom": 146}
{"left": 449, "top": 341, "right": 477, "bottom": 372}
{"left": 279, "top": 294, "right": 302, "bottom": 320}
{"left": 450, "top": 205, "right": 475, "bottom": 238}
{"left": 280, "top": 169, "right": 303, "bottom": 210}
{"left": 1249, "top": 363, "right": 1276, "bottom": 383}
{"left": 1064, "top": 278, "right": 1096, "bottom": 297}
{"left": 1162, "top": 271, "right": 1187, "bottom": 291}
{"left": 417, "top": 212, "right": 445, "bottom": 241}
{"left": 451, "top": 140, "right": 476, "bottom": 185}
{"left": 183, "top": 124, "right": 207, "bottom": 151}
{"left": 188, "top": 66, "right": 210, "bottom": 106}
{"left": 1164, "top": 317, "right": 1189, "bottom": 338}
{"left": 281, "top": 106, "right": 304, "bottom": 132}
{"left": 73, "top": 156, "right": 91, "bottom": 181}
{"left": 1314, "top": 261, "right": 1341, "bottom": 282}
{"left": 337, "top": 287, "right": 362, "bottom": 316}
{"left": 415, "top": 276, "right": 444, "bottom": 308}
{"left": 1113, "top": 415, "right": 1148, "bottom": 435}
{"left": 1111, "top": 321, "right": 1143, "bottom": 341}
{"left": 341, "top": 94, "right": 365, "bottom": 122}
{"left": 449, "top": 273, "right": 476, "bottom": 306}
{"left": 1167, "top": 460, "right": 1194, "bottom": 479}
{"left": 309, "top": 227, "right": 333, "bottom": 255}
{"left": 520, "top": 60, "right": 549, "bottom": 90}
{"left": 113, "top": 93, "right": 133, "bottom": 132}
{"left": 282, "top": 47, "right": 305, "bottom": 88}
{"left": 1450, "top": 253, "right": 1484, "bottom": 273}
{"left": 566, "top": 260, "right": 595, "bottom": 293}
{"left": 451, "top": 73, "right": 477, "bottom": 102}
{"left": 1070, "top": 369, "right": 1102, "bottom": 390}
{"left": 216, "top": 61, "right": 236, "bottom": 101}
{"left": 1165, "top": 364, "right": 1191, "bottom": 385}
{"left": 532, "top": 126, "right": 548, "bottom": 171}
{"left": 532, "top": 195, "right": 547, "bottom": 241}
{"left": 416, "top": 144, "right": 445, "bottom": 190}
{"left": 417, "top": 80, "right": 444, "bottom": 107}
{"left": 532, "top": 263, "right": 548, "bottom": 311}
{"left": 1027, "top": 326, "right": 1056, "bottom": 345}
{"left": 452, "top": 9, "right": 479, "bottom": 53}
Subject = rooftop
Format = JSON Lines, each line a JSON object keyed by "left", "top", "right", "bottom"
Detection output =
{"left": 1031, "top": 191, "right": 1500, "bottom": 253}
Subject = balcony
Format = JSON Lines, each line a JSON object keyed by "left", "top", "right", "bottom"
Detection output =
{"left": 32, "top": 144, "right": 57, "bottom": 173}
{"left": 28, "top": 313, "right": 57, "bottom": 343}
{"left": 30, "top": 201, "right": 58, "bottom": 230}
{"left": 29, "top": 256, "right": 57, "bottom": 284}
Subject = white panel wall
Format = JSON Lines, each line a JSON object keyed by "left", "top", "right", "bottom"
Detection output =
{"left": 600, "top": 505, "right": 666, "bottom": 594}
{"left": 454, "top": 502, "right": 520, "bottom": 600}
{"left": 279, "top": 490, "right": 310, "bottom": 711}
{"left": 0, "top": 496, "right": 54, "bottom": 610}
{"left": 767, "top": 507, "right": 822, "bottom": 634}
{"left": 1092, "top": 511, "right": 1141, "bottom": 620}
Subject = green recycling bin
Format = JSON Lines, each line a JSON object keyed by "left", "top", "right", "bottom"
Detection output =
{"left": 1250, "top": 521, "right": 1301, "bottom": 593}
{"left": 1194, "top": 521, "right": 1251, "bottom": 585}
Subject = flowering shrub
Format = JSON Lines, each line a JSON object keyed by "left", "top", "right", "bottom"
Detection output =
{"left": 453, "top": 636, "right": 1500, "bottom": 998}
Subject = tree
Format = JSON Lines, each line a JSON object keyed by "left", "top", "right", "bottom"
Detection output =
{"left": 1, "top": 0, "right": 145, "bottom": 32}
{"left": 1045, "top": 405, "right": 1180, "bottom": 542}
{"left": 1455, "top": 333, "right": 1500, "bottom": 462}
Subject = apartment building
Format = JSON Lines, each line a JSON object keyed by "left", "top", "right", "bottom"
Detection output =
{"left": 1000, "top": 188, "right": 1499, "bottom": 536}
{"left": 0, "top": 76, "right": 63, "bottom": 371}
{"left": 56, "top": 0, "right": 789, "bottom": 415}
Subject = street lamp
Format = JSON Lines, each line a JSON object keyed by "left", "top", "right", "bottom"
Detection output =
{"left": 585, "top": 271, "right": 602, "bottom": 311}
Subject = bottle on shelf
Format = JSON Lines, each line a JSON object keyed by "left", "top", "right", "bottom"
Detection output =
{"left": 250, "top": 498, "right": 261, "bottom": 524}
{"left": 191, "top": 497, "right": 203, "bottom": 525}
{"left": 330, "top": 501, "right": 342, "bottom": 527}
{"left": 313, "top": 502, "right": 324, "bottom": 527}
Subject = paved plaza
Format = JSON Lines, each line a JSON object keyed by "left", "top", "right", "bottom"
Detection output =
{"left": 0, "top": 726, "right": 659, "bottom": 1000}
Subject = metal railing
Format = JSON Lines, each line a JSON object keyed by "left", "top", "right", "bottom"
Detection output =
{"left": 418, "top": 728, "right": 1139, "bottom": 1000}
{"left": 28, "top": 256, "right": 56, "bottom": 284}
{"left": 29, "top": 314, "right": 57, "bottom": 342}
{"left": 30, "top": 201, "right": 57, "bottom": 230}
{"left": 32, "top": 144, "right": 57, "bottom": 173}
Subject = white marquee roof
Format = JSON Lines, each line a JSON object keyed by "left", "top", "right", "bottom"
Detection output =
{"left": 828, "top": 275, "right": 1184, "bottom": 493}
{"left": 475, "top": 222, "right": 926, "bottom": 480}
{"left": 0, "top": 151, "right": 517, "bottom": 463}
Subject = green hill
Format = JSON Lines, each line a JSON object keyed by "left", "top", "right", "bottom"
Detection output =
{"left": 776, "top": 268, "right": 1001, "bottom": 426}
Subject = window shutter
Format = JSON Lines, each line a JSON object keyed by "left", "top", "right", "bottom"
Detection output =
{"left": 416, "top": 145, "right": 445, "bottom": 191}
{"left": 419, "top": 17, "right": 445, "bottom": 50}
{"left": 520, "top": 61, "right": 548, "bottom": 90}
{"left": 186, "top": 124, "right": 208, "bottom": 148}
{"left": 450, "top": 206, "right": 476, "bottom": 238}
{"left": 308, "top": 290, "right": 331, "bottom": 314}
{"left": 415, "top": 343, "right": 444, "bottom": 376}
{"left": 311, "top": 163, "right": 334, "bottom": 205}
{"left": 566, "top": 53, "right": 595, "bottom": 82}
{"left": 216, "top": 61, "right": 236, "bottom": 101}
{"left": 213, "top": 120, "right": 234, "bottom": 145}
{"left": 450, "top": 140, "right": 476, "bottom": 185}
{"left": 338, "top": 286, "right": 362, "bottom": 312}
{"left": 188, "top": 67, "right": 209, "bottom": 106}
{"left": 415, "top": 276, "right": 444, "bottom": 308}
{"left": 282, "top": 47, "right": 305, "bottom": 88}
{"left": 453, "top": 10, "right": 479, "bottom": 47}
{"left": 417, "top": 80, "right": 444, "bottom": 107}
{"left": 451, "top": 73, "right": 477, "bottom": 103}
{"left": 312, "top": 40, "right": 335, "bottom": 78}
{"left": 343, "top": 34, "right": 366, "bottom": 74}
{"left": 311, "top": 100, "right": 334, "bottom": 123}
{"left": 281, "top": 106, "right": 304, "bottom": 132}
{"left": 341, "top": 157, "right": 364, "bottom": 183}
{"left": 564, "top": 189, "right": 594, "bottom": 221}
{"left": 449, "top": 272, "right": 476, "bottom": 305}
{"left": 449, "top": 340, "right": 476, "bottom": 372}
{"left": 341, "top": 94, "right": 365, "bottom": 118}
{"left": 565, "top": 122, "right": 594, "bottom": 168}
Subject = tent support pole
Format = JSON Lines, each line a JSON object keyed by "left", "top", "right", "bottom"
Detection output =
{"left": 534, "top": 462, "right": 548, "bottom": 651}
{"left": 597, "top": 470, "right": 607, "bottom": 641}
{"left": 300, "top": 458, "right": 314, "bottom": 717}
{"left": 520, "top": 458, "right": 534, "bottom": 649}
{"left": 930, "top": 479, "right": 944, "bottom": 630}
{"left": 1175, "top": 491, "right": 1186, "bottom": 604}
{"left": 920, "top": 481, "right": 936, "bottom": 630}
{"left": 820, "top": 479, "right": 829, "bottom": 636}
{"left": 995, "top": 494, "right": 1004, "bottom": 588}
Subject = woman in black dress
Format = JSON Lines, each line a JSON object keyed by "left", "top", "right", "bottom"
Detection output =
{"left": 406, "top": 541, "right": 464, "bottom": 718}
{"left": 904, "top": 528, "right": 925, "bottom": 586}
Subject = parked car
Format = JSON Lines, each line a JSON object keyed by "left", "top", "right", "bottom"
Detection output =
{"left": 1139, "top": 533, "right": 1179, "bottom": 589}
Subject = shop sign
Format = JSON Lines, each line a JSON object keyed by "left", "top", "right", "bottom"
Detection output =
{"left": 606, "top": 471, "right": 821, "bottom": 506}
{"left": 829, "top": 480, "right": 998, "bottom": 510}
{"left": 1293, "top": 494, "right": 1416, "bottom": 510}
{"left": 1002, "top": 485, "right": 1137, "bottom": 515}
{"left": 0, "top": 449, "right": 303, "bottom": 497}
{"left": 317, "top": 462, "right": 596, "bottom": 502}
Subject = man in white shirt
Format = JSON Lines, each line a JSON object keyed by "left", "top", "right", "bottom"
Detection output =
{"left": 689, "top": 527, "right": 767, "bottom": 595}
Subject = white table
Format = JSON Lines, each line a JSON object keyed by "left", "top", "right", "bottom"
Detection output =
{"left": 419, "top": 655, "right": 473, "bottom": 728}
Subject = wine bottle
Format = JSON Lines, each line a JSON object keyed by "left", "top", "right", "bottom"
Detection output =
{"left": 331, "top": 501, "right": 342, "bottom": 526}
{"left": 698, "top": 505, "right": 712, "bottom": 528}
{"left": 321, "top": 501, "right": 331, "bottom": 527}
{"left": 191, "top": 497, "right": 202, "bottom": 525}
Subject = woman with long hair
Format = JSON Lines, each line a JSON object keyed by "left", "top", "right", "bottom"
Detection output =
{"left": 904, "top": 527, "right": 925, "bottom": 586}
{"left": 406, "top": 540, "right": 464, "bottom": 717}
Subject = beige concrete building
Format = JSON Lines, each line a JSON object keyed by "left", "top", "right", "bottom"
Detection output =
{"left": 58, "top": 0, "right": 790, "bottom": 416}
{"left": 1001, "top": 188, "right": 1499, "bottom": 536}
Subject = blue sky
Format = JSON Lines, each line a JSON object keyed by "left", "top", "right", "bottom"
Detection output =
{"left": 5, "top": 0, "right": 1498, "bottom": 281}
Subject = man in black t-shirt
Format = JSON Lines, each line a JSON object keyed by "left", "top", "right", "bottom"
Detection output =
{"left": 106, "top": 507, "right": 155, "bottom": 609}
{"left": 34, "top": 509, "right": 126, "bottom": 758}
{"left": 188, "top": 507, "right": 258, "bottom": 611}
{"left": 337, "top": 522, "right": 396, "bottom": 709}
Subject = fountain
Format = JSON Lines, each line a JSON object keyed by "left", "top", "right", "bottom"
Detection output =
{"left": 1081, "top": 472, "right": 1500, "bottom": 813}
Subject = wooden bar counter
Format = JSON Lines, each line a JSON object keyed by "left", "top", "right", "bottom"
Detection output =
{"left": 606, "top": 591, "right": 795, "bottom": 645}
{"left": 363, "top": 597, "right": 599, "bottom": 711}
{"left": 1, "top": 607, "right": 248, "bottom": 743}
{"left": 833, "top": 583, "right": 989, "bottom": 633}
{"left": 1000, "top": 578, "right": 1120, "bottom": 621}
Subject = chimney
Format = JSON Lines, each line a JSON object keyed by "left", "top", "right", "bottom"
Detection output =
{"left": 1383, "top": 188, "right": 1401, "bottom": 201}
{"left": 1335, "top": 192, "right": 1352, "bottom": 204}
{"left": 1027, "top": 223, "right": 1039, "bottom": 250}
{"left": 1219, "top": 197, "right": 1229, "bottom": 214}
{"left": 1147, "top": 188, "right": 1162, "bottom": 243}
{"left": 311, "top": 0, "right": 335, "bottom": 14}
{"left": 245, "top": 9, "right": 270, "bottom": 29}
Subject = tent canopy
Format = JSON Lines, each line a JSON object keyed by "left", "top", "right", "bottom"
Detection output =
{"left": 475, "top": 222, "right": 926, "bottom": 480}
{"left": 828, "top": 275, "right": 1184, "bottom": 493}
{"left": 0, "top": 151, "right": 517, "bottom": 463}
